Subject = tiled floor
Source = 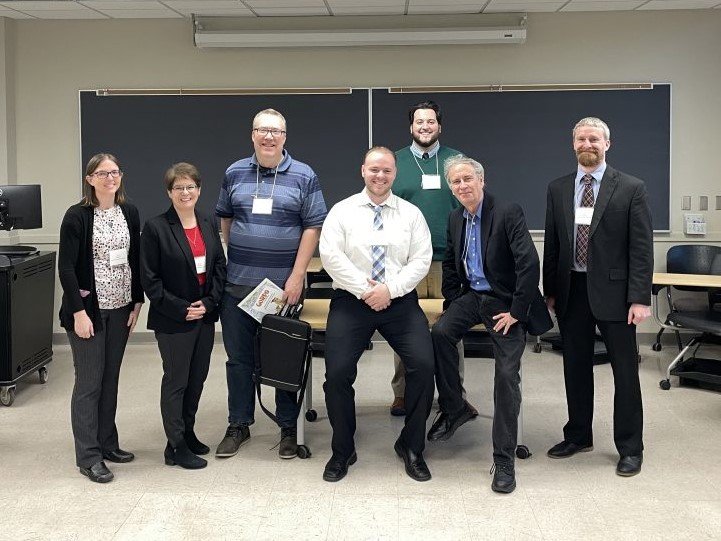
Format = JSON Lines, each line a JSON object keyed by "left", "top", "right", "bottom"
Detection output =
{"left": 2, "top": 337, "right": 720, "bottom": 540}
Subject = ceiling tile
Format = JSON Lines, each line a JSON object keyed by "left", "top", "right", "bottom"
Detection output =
{"left": 246, "top": 0, "right": 326, "bottom": 7}
{"left": 0, "top": 1, "right": 85, "bottom": 10}
{"left": 98, "top": 8, "right": 183, "bottom": 18}
{"left": 251, "top": 7, "right": 331, "bottom": 16}
{"left": 562, "top": 1, "right": 644, "bottom": 10}
{"left": 638, "top": 0, "right": 720, "bottom": 8}
{"left": 485, "top": 1, "right": 564, "bottom": 12}
{"left": 0, "top": 7, "right": 34, "bottom": 17}
{"left": 331, "top": 6, "right": 406, "bottom": 14}
{"left": 81, "top": 1, "right": 165, "bottom": 9}
{"left": 162, "top": 1, "right": 253, "bottom": 15}
{"left": 20, "top": 9, "right": 108, "bottom": 18}
{"left": 408, "top": 5, "right": 484, "bottom": 14}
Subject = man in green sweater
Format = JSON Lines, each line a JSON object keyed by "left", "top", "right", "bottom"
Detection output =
{"left": 390, "top": 100, "right": 478, "bottom": 418}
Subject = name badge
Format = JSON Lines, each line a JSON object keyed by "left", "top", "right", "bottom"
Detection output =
{"left": 109, "top": 248, "right": 128, "bottom": 267}
{"left": 252, "top": 197, "right": 273, "bottom": 215}
{"left": 421, "top": 174, "right": 441, "bottom": 190}
{"left": 368, "top": 230, "right": 389, "bottom": 246}
{"left": 194, "top": 255, "right": 206, "bottom": 273}
{"left": 575, "top": 207, "right": 594, "bottom": 226}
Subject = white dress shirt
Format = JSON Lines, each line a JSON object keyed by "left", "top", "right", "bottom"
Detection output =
{"left": 320, "top": 190, "right": 432, "bottom": 299}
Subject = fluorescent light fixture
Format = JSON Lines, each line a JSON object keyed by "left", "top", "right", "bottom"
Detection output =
{"left": 192, "top": 14, "right": 527, "bottom": 48}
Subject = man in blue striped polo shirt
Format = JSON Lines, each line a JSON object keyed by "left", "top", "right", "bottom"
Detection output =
{"left": 215, "top": 108, "right": 327, "bottom": 460}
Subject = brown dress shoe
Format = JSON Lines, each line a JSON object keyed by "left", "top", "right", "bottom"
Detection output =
{"left": 390, "top": 397, "right": 406, "bottom": 416}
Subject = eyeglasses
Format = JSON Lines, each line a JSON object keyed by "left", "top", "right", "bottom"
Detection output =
{"left": 92, "top": 170, "right": 122, "bottom": 180}
{"left": 172, "top": 185, "right": 198, "bottom": 193}
{"left": 450, "top": 177, "right": 478, "bottom": 187}
{"left": 253, "top": 127, "right": 286, "bottom": 137}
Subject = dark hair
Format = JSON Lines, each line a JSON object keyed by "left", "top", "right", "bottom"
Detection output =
{"left": 364, "top": 146, "right": 396, "bottom": 164}
{"left": 408, "top": 100, "right": 442, "bottom": 125}
{"left": 163, "top": 162, "right": 202, "bottom": 191}
{"left": 81, "top": 153, "right": 127, "bottom": 207}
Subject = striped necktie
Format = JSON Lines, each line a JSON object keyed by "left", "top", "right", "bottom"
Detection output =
{"left": 370, "top": 204, "right": 385, "bottom": 283}
{"left": 575, "top": 174, "right": 595, "bottom": 267}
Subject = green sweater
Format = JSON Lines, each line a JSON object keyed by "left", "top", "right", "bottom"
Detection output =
{"left": 393, "top": 145, "right": 462, "bottom": 260}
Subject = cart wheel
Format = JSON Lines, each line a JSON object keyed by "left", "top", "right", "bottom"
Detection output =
{"left": 659, "top": 379, "right": 671, "bottom": 391}
{"left": 533, "top": 343, "right": 542, "bottom": 353}
{"left": 0, "top": 386, "right": 16, "bottom": 407}
{"left": 305, "top": 409, "right": 318, "bottom": 422}
{"left": 651, "top": 343, "right": 662, "bottom": 352}
{"left": 297, "top": 445, "right": 312, "bottom": 459}
{"left": 39, "top": 366, "right": 48, "bottom": 384}
{"left": 516, "top": 445, "right": 532, "bottom": 459}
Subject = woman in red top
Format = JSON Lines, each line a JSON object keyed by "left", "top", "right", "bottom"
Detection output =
{"left": 140, "top": 163, "right": 226, "bottom": 469}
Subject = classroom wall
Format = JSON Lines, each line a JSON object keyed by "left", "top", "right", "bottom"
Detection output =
{"left": 1, "top": 10, "right": 720, "bottom": 334}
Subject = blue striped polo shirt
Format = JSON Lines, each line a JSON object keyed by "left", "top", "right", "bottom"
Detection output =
{"left": 215, "top": 150, "right": 327, "bottom": 288}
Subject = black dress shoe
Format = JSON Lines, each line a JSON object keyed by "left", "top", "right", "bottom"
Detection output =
{"left": 103, "top": 448, "right": 135, "bottom": 463}
{"left": 490, "top": 462, "right": 516, "bottom": 494}
{"left": 427, "top": 403, "right": 475, "bottom": 442}
{"left": 79, "top": 461, "right": 114, "bottom": 483}
{"left": 546, "top": 440, "right": 593, "bottom": 459}
{"left": 616, "top": 454, "right": 643, "bottom": 477}
{"left": 165, "top": 441, "right": 207, "bottom": 469}
{"left": 184, "top": 431, "right": 210, "bottom": 456}
{"left": 322, "top": 452, "right": 357, "bottom": 482}
{"left": 394, "top": 439, "right": 431, "bottom": 482}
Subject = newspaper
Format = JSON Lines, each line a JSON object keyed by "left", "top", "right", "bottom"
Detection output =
{"left": 238, "top": 278, "right": 286, "bottom": 323}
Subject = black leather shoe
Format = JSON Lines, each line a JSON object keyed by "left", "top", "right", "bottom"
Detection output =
{"left": 184, "top": 431, "right": 210, "bottom": 456}
{"left": 279, "top": 427, "right": 298, "bottom": 459}
{"left": 166, "top": 441, "right": 207, "bottom": 469}
{"left": 322, "top": 452, "right": 357, "bottom": 482}
{"left": 490, "top": 462, "right": 516, "bottom": 494}
{"left": 546, "top": 440, "right": 593, "bottom": 459}
{"left": 102, "top": 448, "right": 135, "bottom": 463}
{"left": 616, "top": 454, "right": 643, "bottom": 477}
{"left": 79, "top": 461, "right": 114, "bottom": 483}
{"left": 394, "top": 439, "right": 431, "bottom": 482}
{"left": 427, "top": 403, "right": 475, "bottom": 442}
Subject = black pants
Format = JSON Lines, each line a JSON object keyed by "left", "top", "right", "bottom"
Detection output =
{"left": 68, "top": 305, "right": 131, "bottom": 468}
{"left": 558, "top": 272, "right": 643, "bottom": 457}
{"left": 156, "top": 323, "right": 215, "bottom": 447}
{"left": 431, "top": 289, "right": 525, "bottom": 464}
{"left": 323, "top": 290, "right": 435, "bottom": 459}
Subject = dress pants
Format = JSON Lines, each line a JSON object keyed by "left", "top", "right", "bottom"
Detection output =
{"left": 392, "top": 261, "right": 466, "bottom": 399}
{"left": 324, "top": 290, "right": 435, "bottom": 459}
{"left": 431, "top": 290, "right": 525, "bottom": 464}
{"left": 558, "top": 272, "right": 644, "bottom": 457}
{"left": 67, "top": 305, "right": 132, "bottom": 468}
{"left": 155, "top": 322, "right": 215, "bottom": 447}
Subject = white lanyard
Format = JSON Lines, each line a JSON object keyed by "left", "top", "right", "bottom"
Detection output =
{"left": 254, "top": 162, "right": 279, "bottom": 200}
{"left": 411, "top": 151, "right": 439, "bottom": 178}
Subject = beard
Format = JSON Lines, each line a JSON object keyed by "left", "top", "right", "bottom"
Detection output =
{"left": 412, "top": 132, "right": 439, "bottom": 150}
{"left": 576, "top": 149, "right": 602, "bottom": 168}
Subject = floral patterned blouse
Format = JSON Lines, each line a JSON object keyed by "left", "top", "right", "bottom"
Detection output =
{"left": 93, "top": 205, "right": 132, "bottom": 309}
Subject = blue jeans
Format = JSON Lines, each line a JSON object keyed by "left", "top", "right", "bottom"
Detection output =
{"left": 220, "top": 292, "right": 298, "bottom": 428}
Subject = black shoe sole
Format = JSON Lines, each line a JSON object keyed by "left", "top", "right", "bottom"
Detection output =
{"left": 164, "top": 457, "right": 207, "bottom": 469}
{"left": 491, "top": 481, "right": 516, "bottom": 494}
{"left": 427, "top": 410, "right": 475, "bottom": 442}
{"left": 394, "top": 441, "right": 432, "bottom": 482}
{"left": 215, "top": 437, "right": 250, "bottom": 458}
{"left": 102, "top": 454, "right": 134, "bottom": 463}
{"left": 279, "top": 449, "right": 298, "bottom": 460}
{"left": 546, "top": 445, "right": 593, "bottom": 459}
{"left": 322, "top": 453, "right": 357, "bottom": 482}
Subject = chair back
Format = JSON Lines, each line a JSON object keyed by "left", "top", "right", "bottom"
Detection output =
{"left": 710, "top": 254, "right": 721, "bottom": 312}
{"left": 666, "top": 245, "right": 721, "bottom": 292}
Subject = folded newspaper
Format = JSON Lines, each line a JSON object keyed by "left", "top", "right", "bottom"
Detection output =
{"left": 238, "top": 278, "right": 286, "bottom": 323}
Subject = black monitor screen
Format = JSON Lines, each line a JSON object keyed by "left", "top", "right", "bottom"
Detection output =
{"left": 0, "top": 185, "right": 43, "bottom": 231}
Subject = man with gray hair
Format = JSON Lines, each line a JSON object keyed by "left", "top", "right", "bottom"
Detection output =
{"left": 543, "top": 117, "right": 652, "bottom": 477}
{"left": 430, "top": 154, "right": 546, "bottom": 493}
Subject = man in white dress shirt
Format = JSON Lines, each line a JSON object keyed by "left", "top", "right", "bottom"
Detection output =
{"left": 319, "top": 146, "right": 435, "bottom": 483}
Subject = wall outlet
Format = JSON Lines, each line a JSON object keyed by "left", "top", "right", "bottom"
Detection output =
{"left": 684, "top": 213, "right": 707, "bottom": 235}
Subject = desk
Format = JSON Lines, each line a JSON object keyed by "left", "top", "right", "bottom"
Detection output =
{"left": 652, "top": 272, "right": 721, "bottom": 390}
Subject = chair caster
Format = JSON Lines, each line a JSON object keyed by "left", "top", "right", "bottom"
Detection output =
{"left": 659, "top": 379, "right": 671, "bottom": 390}
{"left": 516, "top": 445, "right": 532, "bottom": 459}
{"left": 297, "top": 445, "right": 312, "bottom": 459}
{"left": 651, "top": 343, "right": 662, "bottom": 352}
{"left": 305, "top": 409, "right": 318, "bottom": 422}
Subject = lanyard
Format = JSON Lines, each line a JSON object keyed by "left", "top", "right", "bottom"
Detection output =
{"left": 411, "top": 152, "right": 439, "bottom": 179}
{"left": 254, "top": 162, "right": 279, "bottom": 199}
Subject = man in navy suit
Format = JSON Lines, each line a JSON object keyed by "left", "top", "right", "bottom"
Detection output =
{"left": 543, "top": 117, "right": 653, "bottom": 477}
{"left": 430, "top": 154, "right": 545, "bottom": 494}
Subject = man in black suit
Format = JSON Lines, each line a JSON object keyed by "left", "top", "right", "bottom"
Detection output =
{"left": 430, "top": 154, "right": 544, "bottom": 494}
{"left": 543, "top": 116, "right": 653, "bottom": 477}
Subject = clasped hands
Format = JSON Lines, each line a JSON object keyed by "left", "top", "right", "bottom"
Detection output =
{"left": 185, "top": 300, "right": 207, "bottom": 321}
{"left": 361, "top": 279, "right": 391, "bottom": 311}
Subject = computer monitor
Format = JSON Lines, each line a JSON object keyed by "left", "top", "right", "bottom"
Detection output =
{"left": 0, "top": 184, "right": 42, "bottom": 256}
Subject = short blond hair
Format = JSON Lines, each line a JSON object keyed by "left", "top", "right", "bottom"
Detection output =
{"left": 573, "top": 117, "right": 610, "bottom": 140}
{"left": 252, "top": 108, "right": 287, "bottom": 130}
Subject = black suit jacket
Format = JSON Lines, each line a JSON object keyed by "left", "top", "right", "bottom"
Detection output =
{"left": 442, "top": 192, "right": 545, "bottom": 329}
{"left": 140, "top": 206, "right": 227, "bottom": 333}
{"left": 543, "top": 165, "right": 653, "bottom": 321}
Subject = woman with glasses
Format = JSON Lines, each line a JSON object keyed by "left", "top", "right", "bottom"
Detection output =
{"left": 140, "top": 163, "right": 226, "bottom": 469}
{"left": 58, "top": 153, "right": 144, "bottom": 483}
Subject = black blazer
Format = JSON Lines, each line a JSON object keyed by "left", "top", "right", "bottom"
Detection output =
{"left": 140, "top": 206, "right": 226, "bottom": 333}
{"left": 58, "top": 202, "right": 144, "bottom": 332}
{"left": 543, "top": 165, "right": 653, "bottom": 321}
{"left": 442, "top": 192, "right": 544, "bottom": 327}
